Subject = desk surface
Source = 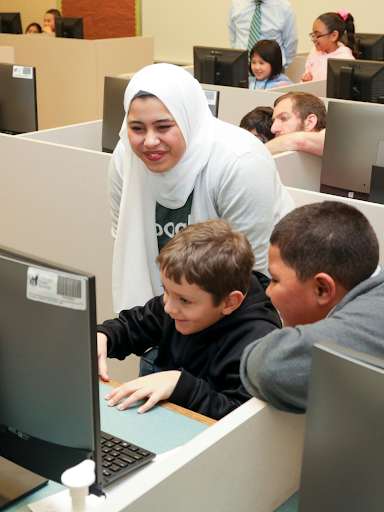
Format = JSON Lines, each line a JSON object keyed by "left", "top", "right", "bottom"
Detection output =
{"left": 6, "top": 382, "right": 211, "bottom": 512}
{"left": 6, "top": 382, "right": 298, "bottom": 512}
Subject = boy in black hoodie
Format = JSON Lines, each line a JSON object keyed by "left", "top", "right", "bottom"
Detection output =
{"left": 97, "top": 219, "right": 281, "bottom": 420}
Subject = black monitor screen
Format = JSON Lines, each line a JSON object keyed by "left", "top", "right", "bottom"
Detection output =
{"left": 342, "top": 33, "right": 384, "bottom": 61}
{"left": 194, "top": 46, "right": 248, "bottom": 88}
{"left": 55, "top": 17, "right": 83, "bottom": 39}
{"left": 0, "top": 12, "right": 22, "bottom": 34}
{"left": 0, "top": 63, "right": 38, "bottom": 134}
{"left": 327, "top": 58, "right": 384, "bottom": 103}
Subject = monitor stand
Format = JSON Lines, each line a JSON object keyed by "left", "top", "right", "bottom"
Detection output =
{"left": 0, "top": 457, "right": 48, "bottom": 511}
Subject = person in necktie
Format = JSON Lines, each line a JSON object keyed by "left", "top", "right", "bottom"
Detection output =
{"left": 228, "top": 0, "right": 298, "bottom": 69}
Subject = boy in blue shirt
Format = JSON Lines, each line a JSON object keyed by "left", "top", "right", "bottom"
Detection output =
{"left": 98, "top": 219, "right": 281, "bottom": 420}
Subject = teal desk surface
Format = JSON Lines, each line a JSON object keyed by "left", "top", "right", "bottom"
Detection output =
{"left": 6, "top": 383, "right": 299, "bottom": 512}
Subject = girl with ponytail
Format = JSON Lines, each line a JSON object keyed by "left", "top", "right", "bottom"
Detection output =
{"left": 302, "top": 10, "right": 357, "bottom": 82}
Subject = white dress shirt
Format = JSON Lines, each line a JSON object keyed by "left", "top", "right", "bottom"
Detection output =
{"left": 228, "top": 0, "right": 298, "bottom": 69}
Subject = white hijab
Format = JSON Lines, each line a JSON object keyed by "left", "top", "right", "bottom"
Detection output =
{"left": 112, "top": 63, "right": 215, "bottom": 312}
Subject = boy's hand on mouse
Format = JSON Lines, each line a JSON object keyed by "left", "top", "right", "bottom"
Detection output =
{"left": 104, "top": 371, "right": 182, "bottom": 414}
{"left": 97, "top": 332, "right": 109, "bottom": 381}
{"left": 301, "top": 72, "right": 313, "bottom": 82}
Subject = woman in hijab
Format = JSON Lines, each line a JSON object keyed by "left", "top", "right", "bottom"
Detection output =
{"left": 109, "top": 63, "right": 294, "bottom": 313}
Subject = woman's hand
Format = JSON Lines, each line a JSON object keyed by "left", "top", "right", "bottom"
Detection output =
{"left": 97, "top": 332, "right": 109, "bottom": 381}
{"left": 104, "top": 371, "right": 182, "bottom": 413}
{"left": 301, "top": 72, "right": 313, "bottom": 82}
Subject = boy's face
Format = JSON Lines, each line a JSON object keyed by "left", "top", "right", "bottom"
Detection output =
{"left": 161, "top": 271, "right": 226, "bottom": 335}
{"left": 266, "top": 245, "right": 321, "bottom": 328}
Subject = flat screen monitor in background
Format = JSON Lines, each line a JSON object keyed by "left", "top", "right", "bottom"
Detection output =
{"left": 101, "top": 76, "right": 221, "bottom": 154}
{"left": 193, "top": 46, "right": 248, "bottom": 88}
{"left": 0, "top": 63, "right": 38, "bottom": 135}
{"left": 298, "top": 341, "right": 384, "bottom": 512}
{"left": 342, "top": 33, "right": 384, "bottom": 61}
{"left": 102, "top": 76, "right": 130, "bottom": 153}
{"left": 0, "top": 245, "right": 155, "bottom": 508}
{"left": 320, "top": 101, "right": 384, "bottom": 201}
{"left": 55, "top": 17, "right": 83, "bottom": 39}
{"left": 327, "top": 58, "right": 384, "bottom": 103}
{"left": 356, "top": 33, "right": 384, "bottom": 61}
{"left": 0, "top": 12, "right": 22, "bottom": 34}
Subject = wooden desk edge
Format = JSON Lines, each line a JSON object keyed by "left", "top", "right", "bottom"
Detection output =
{"left": 99, "top": 377, "right": 216, "bottom": 426}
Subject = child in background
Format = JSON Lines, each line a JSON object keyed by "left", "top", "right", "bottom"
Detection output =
{"left": 302, "top": 11, "right": 357, "bottom": 82}
{"left": 97, "top": 219, "right": 281, "bottom": 420}
{"left": 249, "top": 40, "right": 293, "bottom": 90}
{"left": 240, "top": 106, "right": 274, "bottom": 142}
{"left": 25, "top": 23, "right": 42, "bottom": 34}
{"left": 42, "top": 8, "right": 61, "bottom": 34}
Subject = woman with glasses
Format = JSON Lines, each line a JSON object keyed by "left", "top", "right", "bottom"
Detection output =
{"left": 302, "top": 11, "right": 357, "bottom": 82}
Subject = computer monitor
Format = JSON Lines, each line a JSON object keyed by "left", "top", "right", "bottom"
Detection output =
{"left": 298, "top": 341, "right": 384, "bottom": 512}
{"left": 341, "top": 33, "right": 384, "bottom": 61}
{"left": 327, "top": 58, "right": 384, "bottom": 103}
{"left": 55, "top": 17, "right": 83, "bottom": 39}
{"left": 0, "top": 12, "right": 22, "bottom": 34}
{"left": 0, "top": 245, "right": 154, "bottom": 507}
{"left": 102, "top": 76, "right": 130, "bottom": 153}
{"left": 356, "top": 33, "right": 384, "bottom": 61}
{"left": 0, "top": 63, "right": 38, "bottom": 135}
{"left": 101, "top": 76, "right": 220, "bottom": 154}
{"left": 193, "top": 46, "right": 248, "bottom": 88}
{"left": 320, "top": 100, "right": 384, "bottom": 200}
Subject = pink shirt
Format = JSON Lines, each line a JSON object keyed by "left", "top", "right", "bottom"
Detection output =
{"left": 304, "top": 44, "right": 355, "bottom": 81}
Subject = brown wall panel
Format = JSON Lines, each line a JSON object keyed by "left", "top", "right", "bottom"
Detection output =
{"left": 62, "top": 0, "right": 136, "bottom": 40}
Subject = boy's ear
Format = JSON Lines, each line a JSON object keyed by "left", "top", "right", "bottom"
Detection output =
{"left": 222, "top": 291, "right": 244, "bottom": 316}
{"left": 303, "top": 114, "right": 318, "bottom": 132}
{"left": 313, "top": 272, "right": 337, "bottom": 306}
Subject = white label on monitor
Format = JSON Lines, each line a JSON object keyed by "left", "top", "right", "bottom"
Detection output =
{"left": 26, "top": 267, "right": 86, "bottom": 310}
{"left": 204, "top": 90, "right": 217, "bottom": 105}
{"left": 12, "top": 65, "right": 33, "bottom": 79}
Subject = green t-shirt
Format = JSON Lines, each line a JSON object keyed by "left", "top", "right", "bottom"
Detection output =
{"left": 156, "top": 192, "right": 194, "bottom": 252}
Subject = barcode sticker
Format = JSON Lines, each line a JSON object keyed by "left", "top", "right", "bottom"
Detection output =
{"left": 12, "top": 66, "right": 33, "bottom": 79}
{"left": 26, "top": 267, "right": 86, "bottom": 310}
{"left": 203, "top": 90, "right": 217, "bottom": 106}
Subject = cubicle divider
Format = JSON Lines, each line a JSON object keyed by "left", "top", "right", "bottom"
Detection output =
{"left": 285, "top": 52, "right": 309, "bottom": 84}
{"left": 0, "top": 45, "right": 14, "bottom": 63}
{"left": 0, "top": 33, "right": 154, "bottom": 130}
{"left": 95, "top": 399, "right": 306, "bottom": 512}
{"left": 0, "top": 132, "right": 139, "bottom": 385}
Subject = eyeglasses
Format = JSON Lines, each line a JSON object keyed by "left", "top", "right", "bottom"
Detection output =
{"left": 309, "top": 32, "right": 332, "bottom": 40}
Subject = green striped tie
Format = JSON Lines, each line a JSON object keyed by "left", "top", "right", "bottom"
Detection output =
{"left": 248, "top": 0, "right": 262, "bottom": 56}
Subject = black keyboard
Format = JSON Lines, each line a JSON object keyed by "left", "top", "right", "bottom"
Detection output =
{"left": 101, "top": 431, "right": 156, "bottom": 486}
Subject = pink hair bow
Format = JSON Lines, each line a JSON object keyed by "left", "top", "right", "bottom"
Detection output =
{"left": 336, "top": 9, "right": 349, "bottom": 21}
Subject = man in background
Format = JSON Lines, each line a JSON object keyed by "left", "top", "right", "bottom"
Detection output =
{"left": 266, "top": 91, "right": 326, "bottom": 156}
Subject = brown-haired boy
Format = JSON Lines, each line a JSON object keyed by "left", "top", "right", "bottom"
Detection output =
{"left": 241, "top": 201, "right": 384, "bottom": 413}
{"left": 98, "top": 219, "right": 281, "bottom": 420}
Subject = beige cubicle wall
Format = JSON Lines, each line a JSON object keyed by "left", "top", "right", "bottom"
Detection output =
{"left": 0, "top": 45, "right": 14, "bottom": 63}
{"left": 95, "top": 398, "right": 305, "bottom": 512}
{"left": 0, "top": 131, "right": 140, "bottom": 384}
{"left": 285, "top": 52, "right": 308, "bottom": 84}
{"left": 0, "top": 33, "right": 154, "bottom": 130}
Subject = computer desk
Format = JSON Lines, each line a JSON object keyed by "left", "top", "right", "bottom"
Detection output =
{"left": 3, "top": 379, "right": 214, "bottom": 512}
{"left": 4, "top": 378, "right": 300, "bottom": 512}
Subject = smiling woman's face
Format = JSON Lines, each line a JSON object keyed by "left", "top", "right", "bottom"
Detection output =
{"left": 127, "top": 96, "right": 186, "bottom": 173}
